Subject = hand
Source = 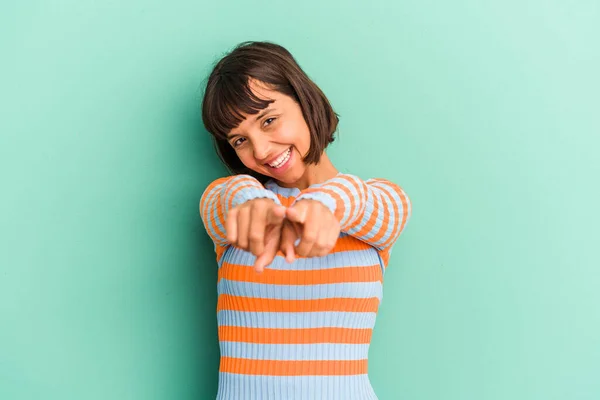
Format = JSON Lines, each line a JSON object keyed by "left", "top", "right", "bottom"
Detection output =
{"left": 279, "top": 219, "right": 301, "bottom": 263}
{"left": 284, "top": 199, "right": 340, "bottom": 258}
{"left": 225, "top": 198, "right": 286, "bottom": 272}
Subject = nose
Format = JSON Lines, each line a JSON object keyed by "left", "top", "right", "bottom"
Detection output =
{"left": 252, "top": 136, "right": 272, "bottom": 163}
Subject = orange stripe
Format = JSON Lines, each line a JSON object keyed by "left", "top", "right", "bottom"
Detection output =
{"left": 351, "top": 201, "right": 379, "bottom": 237}
{"left": 378, "top": 249, "right": 390, "bottom": 269}
{"left": 398, "top": 188, "right": 410, "bottom": 234}
{"left": 319, "top": 180, "right": 356, "bottom": 223}
{"left": 368, "top": 183, "right": 397, "bottom": 248}
{"left": 220, "top": 357, "right": 368, "bottom": 376}
{"left": 329, "top": 235, "right": 374, "bottom": 253}
{"left": 378, "top": 183, "right": 402, "bottom": 249}
{"left": 275, "top": 193, "right": 294, "bottom": 207}
{"left": 201, "top": 181, "right": 218, "bottom": 229}
{"left": 219, "top": 264, "right": 382, "bottom": 285}
{"left": 215, "top": 244, "right": 229, "bottom": 264}
{"left": 218, "top": 326, "right": 372, "bottom": 344}
{"left": 200, "top": 177, "right": 228, "bottom": 213}
{"left": 364, "top": 190, "right": 391, "bottom": 245}
{"left": 340, "top": 175, "right": 366, "bottom": 226}
{"left": 217, "top": 295, "right": 380, "bottom": 313}
{"left": 203, "top": 183, "right": 226, "bottom": 242}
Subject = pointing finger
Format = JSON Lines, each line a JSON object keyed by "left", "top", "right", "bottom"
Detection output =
{"left": 226, "top": 208, "right": 239, "bottom": 244}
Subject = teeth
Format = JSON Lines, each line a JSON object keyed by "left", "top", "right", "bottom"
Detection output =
{"left": 268, "top": 148, "right": 291, "bottom": 168}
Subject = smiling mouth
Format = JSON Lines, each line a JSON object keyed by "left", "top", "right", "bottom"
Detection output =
{"left": 266, "top": 147, "right": 292, "bottom": 169}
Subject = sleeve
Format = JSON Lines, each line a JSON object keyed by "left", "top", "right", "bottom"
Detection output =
{"left": 199, "top": 174, "right": 281, "bottom": 262}
{"left": 292, "top": 173, "right": 411, "bottom": 265}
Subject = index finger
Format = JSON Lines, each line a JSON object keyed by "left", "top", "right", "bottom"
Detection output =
{"left": 248, "top": 204, "right": 269, "bottom": 256}
{"left": 268, "top": 205, "right": 286, "bottom": 225}
{"left": 225, "top": 207, "right": 239, "bottom": 244}
{"left": 295, "top": 213, "right": 318, "bottom": 257}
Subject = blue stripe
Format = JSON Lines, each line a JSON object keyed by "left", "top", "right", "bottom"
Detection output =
{"left": 223, "top": 247, "right": 381, "bottom": 271}
{"left": 217, "top": 311, "right": 377, "bottom": 329}
{"left": 225, "top": 176, "right": 259, "bottom": 208}
{"left": 216, "top": 373, "right": 378, "bottom": 400}
{"left": 217, "top": 279, "right": 383, "bottom": 301}
{"left": 293, "top": 191, "right": 336, "bottom": 214}
{"left": 219, "top": 342, "right": 371, "bottom": 361}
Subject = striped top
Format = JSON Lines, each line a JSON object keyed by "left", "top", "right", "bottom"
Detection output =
{"left": 200, "top": 173, "right": 411, "bottom": 400}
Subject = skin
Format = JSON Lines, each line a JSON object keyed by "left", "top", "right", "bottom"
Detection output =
{"left": 224, "top": 79, "right": 341, "bottom": 272}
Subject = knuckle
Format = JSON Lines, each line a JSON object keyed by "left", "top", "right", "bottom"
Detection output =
{"left": 238, "top": 207, "right": 250, "bottom": 218}
{"left": 249, "top": 232, "right": 262, "bottom": 242}
{"left": 303, "top": 232, "right": 317, "bottom": 242}
{"left": 253, "top": 198, "right": 269, "bottom": 208}
{"left": 315, "top": 243, "right": 327, "bottom": 254}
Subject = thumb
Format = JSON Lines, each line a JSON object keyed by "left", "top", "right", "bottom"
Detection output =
{"left": 268, "top": 205, "right": 286, "bottom": 225}
{"left": 281, "top": 224, "right": 297, "bottom": 263}
{"left": 286, "top": 206, "right": 306, "bottom": 224}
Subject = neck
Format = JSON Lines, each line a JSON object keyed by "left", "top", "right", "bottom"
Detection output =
{"left": 277, "top": 152, "right": 338, "bottom": 190}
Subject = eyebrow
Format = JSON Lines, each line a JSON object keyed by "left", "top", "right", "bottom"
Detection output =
{"left": 226, "top": 107, "right": 275, "bottom": 138}
{"left": 254, "top": 108, "right": 273, "bottom": 122}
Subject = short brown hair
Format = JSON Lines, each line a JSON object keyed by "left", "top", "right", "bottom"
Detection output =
{"left": 201, "top": 41, "right": 339, "bottom": 183}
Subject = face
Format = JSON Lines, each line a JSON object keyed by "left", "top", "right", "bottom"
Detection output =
{"left": 226, "top": 79, "right": 312, "bottom": 185}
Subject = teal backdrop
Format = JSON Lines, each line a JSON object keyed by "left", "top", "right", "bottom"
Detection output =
{"left": 1, "top": 1, "right": 599, "bottom": 399}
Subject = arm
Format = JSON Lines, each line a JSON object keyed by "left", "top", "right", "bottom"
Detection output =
{"left": 292, "top": 173, "right": 411, "bottom": 256}
{"left": 199, "top": 175, "right": 281, "bottom": 262}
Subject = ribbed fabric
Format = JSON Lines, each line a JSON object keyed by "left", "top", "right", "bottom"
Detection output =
{"left": 200, "top": 173, "right": 411, "bottom": 400}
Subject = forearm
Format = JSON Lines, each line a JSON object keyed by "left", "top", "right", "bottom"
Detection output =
{"left": 293, "top": 173, "right": 411, "bottom": 251}
{"left": 200, "top": 175, "right": 281, "bottom": 247}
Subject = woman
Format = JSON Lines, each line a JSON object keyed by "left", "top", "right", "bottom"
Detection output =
{"left": 200, "top": 41, "right": 411, "bottom": 399}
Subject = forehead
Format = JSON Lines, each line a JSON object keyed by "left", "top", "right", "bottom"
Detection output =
{"left": 232, "top": 80, "right": 286, "bottom": 129}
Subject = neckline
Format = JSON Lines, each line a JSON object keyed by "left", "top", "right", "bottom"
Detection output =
{"left": 264, "top": 180, "right": 301, "bottom": 196}
{"left": 264, "top": 172, "right": 342, "bottom": 196}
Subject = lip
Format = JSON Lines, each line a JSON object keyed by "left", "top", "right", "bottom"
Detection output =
{"left": 263, "top": 147, "right": 292, "bottom": 167}
{"left": 265, "top": 147, "right": 293, "bottom": 174}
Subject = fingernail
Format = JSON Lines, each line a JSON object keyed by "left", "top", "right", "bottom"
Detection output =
{"left": 294, "top": 238, "right": 301, "bottom": 246}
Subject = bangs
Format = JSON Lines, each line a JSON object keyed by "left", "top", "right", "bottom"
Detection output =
{"left": 203, "top": 74, "right": 275, "bottom": 140}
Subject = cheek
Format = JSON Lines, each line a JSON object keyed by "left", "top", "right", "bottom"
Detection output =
{"left": 295, "top": 127, "right": 311, "bottom": 156}
{"left": 281, "top": 123, "right": 311, "bottom": 152}
{"left": 236, "top": 149, "right": 259, "bottom": 169}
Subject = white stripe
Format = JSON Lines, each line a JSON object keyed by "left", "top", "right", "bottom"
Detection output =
{"left": 223, "top": 246, "right": 381, "bottom": 271}
{"left": 217, "top": 311, "right": 377, "bottom": 329}
{"left": 219, "top": 342, "right": 371, "bottom": 361}
{"left": 216, "top": 373, "right": 378, "bottom": 400}
{"left": 217, "top": 279, "right": 383, "bottom": 301}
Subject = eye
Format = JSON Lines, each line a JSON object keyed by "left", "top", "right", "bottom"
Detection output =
{"left": 264, "top": 117, "right": 276, "bottom": 127}
{"left": 232, "top": 137, "right": 246, "bottom": 148}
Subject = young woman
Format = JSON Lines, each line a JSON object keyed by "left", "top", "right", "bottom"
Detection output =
{"left": 199, "top": 41, "right": 412, "bottom": 400}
